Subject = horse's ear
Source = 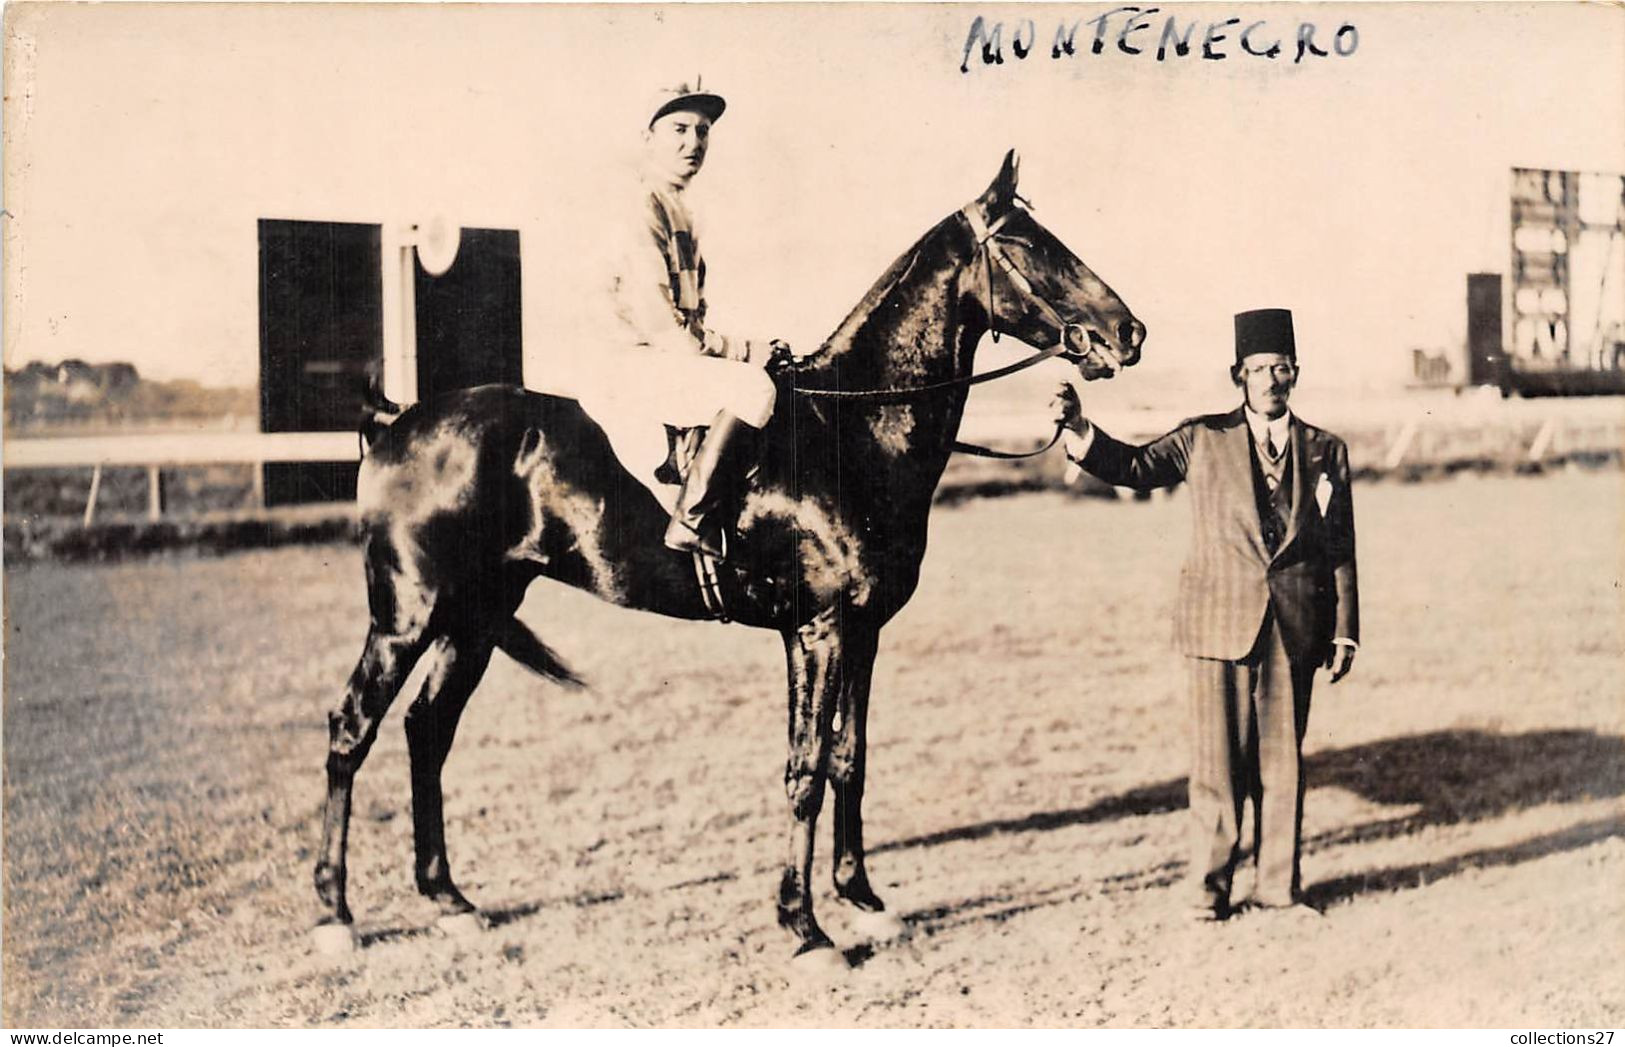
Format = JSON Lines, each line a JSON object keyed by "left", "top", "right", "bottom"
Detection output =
{"left": 999, "top": 149, "right": 1020, "bottom": 195}
{"left": 979, "top": 149, "right": 1021, "bottom": 213}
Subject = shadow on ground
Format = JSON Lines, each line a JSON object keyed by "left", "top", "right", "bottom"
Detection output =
{"left": 886, "top": 729, "right": 1625, "bottom": 926}
{"left": 884, "top": 729, "right": 1625, "bottom": 855}
{"left": 1301, "top": 816, "right": 1622, "bottom": 908}
{"left": 354, "top": 730, "right": 1625, "bottom": 946}
{"left": 1303, "top": 728, "right": 1625, "bottom": 843}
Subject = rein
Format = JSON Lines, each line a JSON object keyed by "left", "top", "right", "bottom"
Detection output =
{"left": 789, "top": 200, "right": 1080, "bottom": 460}
{"left": 953, "top": 424, "right": 1065, "bottom": 460}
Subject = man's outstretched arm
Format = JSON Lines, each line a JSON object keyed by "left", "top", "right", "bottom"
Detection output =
{"left": 1051, "top": 384, "right": 1193, "bottom": 491}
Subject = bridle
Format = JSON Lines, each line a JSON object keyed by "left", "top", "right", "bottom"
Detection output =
{"left": 964, "top": 195, "right": 1096, "bottom": 358}
{"left": 790, "top": 197, "right": 1114, "bottom": 458}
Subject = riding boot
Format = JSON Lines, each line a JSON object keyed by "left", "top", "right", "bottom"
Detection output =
{"left": 664, "top": 410, "right": 757, "bottom": 560}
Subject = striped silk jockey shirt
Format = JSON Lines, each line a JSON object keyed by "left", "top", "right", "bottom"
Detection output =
{"left": 606, "top": 177, "right": 715, "bottom": 357}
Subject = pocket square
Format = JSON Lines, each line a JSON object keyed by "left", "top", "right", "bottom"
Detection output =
{"left": 1315, "top": 474, "right": 1334, "bottom": 515}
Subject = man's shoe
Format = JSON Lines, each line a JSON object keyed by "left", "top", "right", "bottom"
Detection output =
{"left": 1241, "top": 899, "right": 1324, "bottom": 925}
{"left": 1173, "top": 890, "right": 1230, "bottom": 923}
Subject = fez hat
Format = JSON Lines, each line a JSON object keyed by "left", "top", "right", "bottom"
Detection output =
{"left": 648, "top": 78, "right": 726, "bottom": 129}
{"left": 1233, "top": 308, "right": 1297, "bottom": 364}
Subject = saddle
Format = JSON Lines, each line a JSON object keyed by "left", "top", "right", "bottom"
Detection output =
{"left": 653, "top": 425, "right": 704, "bottom": 488}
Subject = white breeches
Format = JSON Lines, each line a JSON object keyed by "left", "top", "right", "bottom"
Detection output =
{"left": 569, "top": 348, "right": 777, "bottom": 510}
{"left": 577, "top": 348, "right": 777, "bottom": 429}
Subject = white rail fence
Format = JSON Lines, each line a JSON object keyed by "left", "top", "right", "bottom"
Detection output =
{"left": 4, "top": 431, "right": 361, "bottom": 525}
{"left": 4, "top": 399, "right": 1621, "bottom": 527}
{"left": 958, "top": 400, "right": 1623, "bottom": 469}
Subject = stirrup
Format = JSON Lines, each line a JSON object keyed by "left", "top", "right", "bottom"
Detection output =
{"left": 690, "top": 543, "right": 730, "bottom": 623}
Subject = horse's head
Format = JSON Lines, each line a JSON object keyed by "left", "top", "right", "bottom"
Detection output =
{"left": 961, "top": 150, "right": 1144, "bottom": 381}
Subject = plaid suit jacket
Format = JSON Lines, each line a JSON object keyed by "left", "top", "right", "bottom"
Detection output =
{"left": 1082, "top": 408, "right": 1359, "bottom": 664}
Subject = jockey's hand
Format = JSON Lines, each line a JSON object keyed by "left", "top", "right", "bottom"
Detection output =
{"left": 1049, "top": 382, "right": 1088, "bottom": 435}
{"left": 702, "top": 329, "right": 736, "bottom": 360}
{"left": 767, "top": 339, "right": 794, "bottom": 368}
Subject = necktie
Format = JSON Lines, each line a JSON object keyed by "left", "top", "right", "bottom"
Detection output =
{"left": 1265, "top": 429, "right": 1279, "bottom": 462}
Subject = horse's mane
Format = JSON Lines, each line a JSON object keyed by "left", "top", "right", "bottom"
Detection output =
{"left": 800, "top": 214, "right": 960, "bottom": 370}
{"left": 761, "top": 211, "right": 967, "bottom": 478}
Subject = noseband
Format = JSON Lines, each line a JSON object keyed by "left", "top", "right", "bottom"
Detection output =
{"left": 791, "top": 198, "right": 1105, "bottom": 458}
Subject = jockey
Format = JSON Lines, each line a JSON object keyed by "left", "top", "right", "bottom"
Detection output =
{"left": 604, "top": 78, "right": 779, "bottom": 561}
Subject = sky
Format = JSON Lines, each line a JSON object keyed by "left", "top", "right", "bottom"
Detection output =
{"left": 4, "top": 2, "right": 1623, "bottom": 413}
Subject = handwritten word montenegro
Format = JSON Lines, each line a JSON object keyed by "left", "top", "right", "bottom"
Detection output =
{"left": 960, "top": 9, "right": 1359, "bottom": 73}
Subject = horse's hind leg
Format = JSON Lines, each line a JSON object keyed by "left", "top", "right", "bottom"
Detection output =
{"left": 314, "top": 625, "right": 429, "bottom": 945}
{"left": 403, "top": 623, "right": 498, "bottom": 932}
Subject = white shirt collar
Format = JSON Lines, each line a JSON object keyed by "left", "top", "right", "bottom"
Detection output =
{"left": 1243, "top": 406, "right": 1293, "bottom": 457}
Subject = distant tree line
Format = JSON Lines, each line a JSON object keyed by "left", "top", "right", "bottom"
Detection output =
{"left": 4, "top": 360, "right": 256, "bottom": 432}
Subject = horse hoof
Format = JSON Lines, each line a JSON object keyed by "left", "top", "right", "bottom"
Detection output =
{"left": 845, "top": 907, "right": 911, "bottom": 943}
{"left": 310, "top": 922, "right": 359, "bottom": 955}
{"left": 788, "top": 944, "right": 849, "bottom": 978}
{"left": 435, "top": 911, "right": 488, "bottom": 938}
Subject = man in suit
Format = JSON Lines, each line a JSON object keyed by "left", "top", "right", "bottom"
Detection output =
{"left": 1053, "top": 308, "right": 1359, "bottom": 921}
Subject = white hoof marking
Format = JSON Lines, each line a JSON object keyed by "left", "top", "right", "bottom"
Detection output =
{"left": 310, "top": 923, "right": 359, "bottom": 955}
{"left": 846, "top": 907, "right": 911, "bottom": 943}
{"left": 789, "top": 945, "right": 849, "bottom": 978}
{"left": 436, "top": 911, "right": 488, "bottom": 938}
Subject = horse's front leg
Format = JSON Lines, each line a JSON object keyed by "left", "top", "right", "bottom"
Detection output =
{"left": 778, "top": 607, "right": 843, "bottom": 962}
{"left": 828, "top": 625, "right": 905, "bottom": 939}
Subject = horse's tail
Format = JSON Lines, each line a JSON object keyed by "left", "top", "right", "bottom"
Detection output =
{"left": 495, "top": 618, "right": 587, "bottom": 690}
{"left": 358, "top": 376, "right": 406, "bottom": 451}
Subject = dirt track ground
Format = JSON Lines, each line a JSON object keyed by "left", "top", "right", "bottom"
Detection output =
{"left": 3, "top": 470, "right": 1622, "bottom": 1028}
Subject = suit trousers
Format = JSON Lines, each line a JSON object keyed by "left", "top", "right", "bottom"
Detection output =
{"left": 1185, "top": 611, "right": 1316, "bottom": 907}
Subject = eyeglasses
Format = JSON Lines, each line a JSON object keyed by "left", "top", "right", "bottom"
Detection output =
{"left": 1242, "top": 363, "right": 1297, "bottom": 380}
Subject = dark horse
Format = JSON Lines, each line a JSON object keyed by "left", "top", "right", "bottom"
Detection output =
{"left": 313, "top": 152, "right": 1144, "bottom": 964}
